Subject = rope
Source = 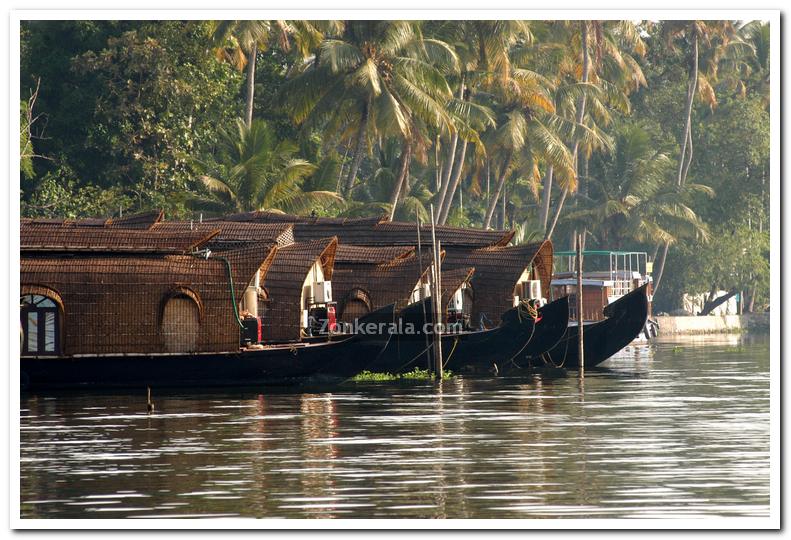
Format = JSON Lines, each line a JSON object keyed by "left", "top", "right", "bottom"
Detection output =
{"left": 541, "top": 327, "right": 571, "bottom": 369}
{"left": 443, "top": 336, "right": 460, "bottom": 369}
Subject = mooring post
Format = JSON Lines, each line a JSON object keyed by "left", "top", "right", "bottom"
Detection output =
{"left": 429, "top": 205, "right": 443, "bottom": 380}
{"left": 416, "top": 211, "right": 432, "bottom": 372}
{"left": 576, "top": 233, "right": 585, "bottom": 377}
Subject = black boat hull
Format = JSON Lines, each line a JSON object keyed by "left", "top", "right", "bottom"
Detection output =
{"left": 21, "top": 336, "right": 378, "bottom": 390}
{"left": 362, "top": 297, "right": 568, "bottom": 374}
{"left": 537, "top": 284, "right": 650, "bottom": 369}
{"left": 21, "top": 305, "right": 396, "bottom": 390}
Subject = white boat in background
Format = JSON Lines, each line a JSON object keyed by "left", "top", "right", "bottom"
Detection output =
{"left": 550, "top": 250, "right": 659, "bottom": 340}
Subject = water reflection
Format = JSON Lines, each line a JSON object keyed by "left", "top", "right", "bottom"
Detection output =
{"left": 20, "top": 335, "right": 770, "bottom": 519}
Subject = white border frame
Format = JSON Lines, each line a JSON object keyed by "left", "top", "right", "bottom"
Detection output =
{"left": 6, "top": 8, "right": 782, "bottom": 531}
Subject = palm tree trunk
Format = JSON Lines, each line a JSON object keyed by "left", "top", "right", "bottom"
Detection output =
{"left": 661, "top": 34, "right": 699, "bottom": 300}
{"left": 438, "top": 139, "right": 469, "bottom": 225}
{"left": 652, "top": 241, "right": 670, "bottom": 295}
{"left": 344, "top": 96, "right": 371, "bottom": 196}
{"left": 545, "top": 187, "right": 568, "bottom": 241}
{"left": 677, "top": 33, "right": 698, "bottom": 186}
{"left": 483, "top": 152, "right": 512, "bottom": 229}
{"left": 388, "top": 144, "right": 412, "bottom": 220}
{"left": 336, "top": 146, "right": 349, "bottom": 193}
{"left": 436, "top": 80, "right": 466, "bottom": 222}
{"left": 539, "top": 165, "right": 554, "bottom": 232}
{"left": 245, "top": 42, "right": 258, "bottom": 127}
{"left": 435, "top": 132, "right": 458, "bottom": 222}
{"left": 545, "top": 20, "right": 589, "bottom": 242}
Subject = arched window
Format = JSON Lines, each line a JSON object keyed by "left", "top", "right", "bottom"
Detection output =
{"left": 21, "top": 293, "right": 61, "bottom": 355}
{"left": 339, "top": 288, "right": 371, "bottom": 322}
{"left": 160, "top": 289, "right": 202, "bottom": 353}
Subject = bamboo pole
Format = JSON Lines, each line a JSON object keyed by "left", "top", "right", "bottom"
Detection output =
{"left": 576, "top": 233, "right": 585, "bottom": 377}
{"left": 416, "top": 211, "right": 431, "bottom": 372}
{"left": 429, "top": 205, "right": 443, "bottom": 379}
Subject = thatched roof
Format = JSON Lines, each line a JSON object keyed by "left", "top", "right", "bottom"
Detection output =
{"left": 216, "top": 211, "right": 514, "bottom": 248}
{"left": 439, "top": 267, "right": 476, "bottom": 308}
{"left": 20, "top": 241, "right": 277, "bottom": 355}
{"left": 332, "top": 249, "right": 434, "bottom": 321}
{"left": 21, "top": 210, "right": 165, "bottom": 230}
{"left": 260, "top": 237, "right": 338, "bottom": 341}
{"left": 107, "top": 210, "right": 164, "bottom": 229}
{"left": 441, "top": 240, "right": 554, "bottom": 324}
{"left": 154, "top": 221, "right": 295, "bottom": 249}
{"left": 334, "top": 245, "right": 415, "bottom": 265}
{"left": 20, "top": 223, "right": 218, "bottom": 254}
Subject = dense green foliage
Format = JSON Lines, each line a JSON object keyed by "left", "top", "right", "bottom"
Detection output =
{"left": 19, "top": 19, "right": 771, "bottom": 311}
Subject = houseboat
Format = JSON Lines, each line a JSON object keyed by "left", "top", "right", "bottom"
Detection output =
{"left": 19, "top": 220, "right": 390, "bottom": 389}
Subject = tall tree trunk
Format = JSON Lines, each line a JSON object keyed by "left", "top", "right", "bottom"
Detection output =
{"left": 545, "top": 187, "right": 568, "bottom": 241}
{"left": 336, "top": 146, "right": 349, "bottom": 193}
{"left": 539, "top": 165, "right": 554, "bottom": 233}
{"left": 747, "top": 285, "right": 757, "bottom": 313}
{"left": 677, "top": 33, "right": 699, "bottom": 187}
{"left": 652, "top": 241, "right": 670, "bottom": 295}
{"left": 545, "top": 20, "right": 590, "bottom": 242}
{"left": 438, "top": 139, "right": 469, "bottom": 225}
{"left": 660, "top": 34, "right": 699, "bottom": 301}
{"left": 344, "top": 96, "right": 371, "bottom": 196}
{"left": 483, "top": 152, "right": 512, "bottom": 229}
{"left": 651, "top": 241, "right": 661, "bottom": 265}
{"left": 435, "top": 83, "right": 465, "bottom": 223}
{"left": 244, "top": 42, "right": 258, "bottom": 127}
{"left": 500, "top": 185, "right": 507, "bottom": 229}
{"left": 388, "top": 144, "right": 412, "bottom": 220}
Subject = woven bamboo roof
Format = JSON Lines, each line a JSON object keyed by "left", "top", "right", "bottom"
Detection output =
{"left": 441, "top": 240, "right": 554, "bottom": 324}
{"left": 440, "top": 267, "right": 476, "bottom": 307}
{"left": 155, "top": 221, "right": 295, "bottom": 249}
{"left": 21, "top": 210, "right": 165, "bottom": 230}
{"left": 334, "top": 245, "right": 415, "bottom": 265}
{"left": 333, "top": 251, "right": 437, "bottom": 321}
{"left": 219, "top": 211, "right": 385, "bottom": 227}
{"left": 217, "top": 211, "right": 514, "bottom": 248}
{"left": 260, "top": 237, "right": 338, "bottom": 341}
{"left": 20, "top": 224, "right": 219, "bottom": 254}
{"left": 107, "top": 210, "right": 164, "bottom": 229}
{"left": 20, "top": 241, "right": 277, "bottom": 355}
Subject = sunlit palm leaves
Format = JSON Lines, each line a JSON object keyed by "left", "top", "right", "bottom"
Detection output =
{"left": 190, "top": 118, "right": 342, "bottom": 214}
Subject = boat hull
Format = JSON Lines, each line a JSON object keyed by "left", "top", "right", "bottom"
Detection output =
{"left": 21, "top": 336, "right": 383, "bottom": 390}
{"left": 361, "top": 297, "right": 568, "bottom": 375}
{"left": 537, "top": 284, "right": 650, "bottom": 369}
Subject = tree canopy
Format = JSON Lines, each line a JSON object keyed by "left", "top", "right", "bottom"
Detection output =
{"left": 19, "top": 19, "right": 771, "bottom": 311}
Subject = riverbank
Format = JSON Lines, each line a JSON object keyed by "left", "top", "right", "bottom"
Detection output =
{"left": 655, "top": 313, "right": 769, "bottom": 335}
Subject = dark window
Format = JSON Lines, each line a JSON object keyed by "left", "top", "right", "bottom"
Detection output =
{"left": 21, "top": 294, "right": 60, "bottom": 356}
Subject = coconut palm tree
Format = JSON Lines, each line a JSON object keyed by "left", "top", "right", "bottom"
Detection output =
{"left": 212, "top": 20, "right": 333, "bottom": 127}
{"left": 280, "top": 20, "right": 457, "bottom": 197}
{"left": 428, "top": 21, "right": 533, "bottom": 224}
{"left": 651, "top": 20, "right": 747, "bottom": 291}
{"left": 563, "top": 124, "right": 711, "bottom": 252}
{"left": 190, "top": 118, "right": 342, "bottom": 214}
{"left": 544, "top": 20, "right": 647, "bottom": 243}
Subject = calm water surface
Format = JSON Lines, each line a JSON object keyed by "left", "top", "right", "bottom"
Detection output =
{"left": 20, "top": 334, "right": 770, "bottom": 519}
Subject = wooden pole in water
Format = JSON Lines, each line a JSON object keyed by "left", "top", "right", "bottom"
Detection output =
{"left": 576, "top": 233, "right": 585, "bottom": 377}
{"left": 416, "top": 211, "right": 432, "bottom": 372}
{"left": 429, "top": 204, "right": 443, "bottom": 379}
